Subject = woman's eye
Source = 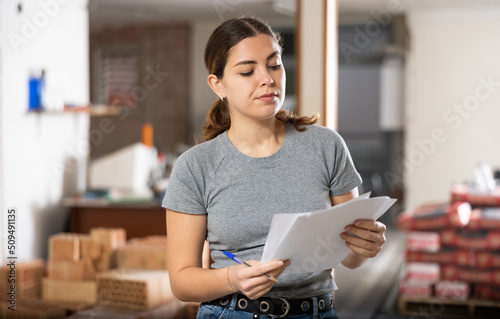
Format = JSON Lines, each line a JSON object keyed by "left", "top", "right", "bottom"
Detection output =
{"left": 269, "top": 64, "right": 282, "bottom": 70}
{"left": 240, "top": 71, "right": 254, "bottom": 77}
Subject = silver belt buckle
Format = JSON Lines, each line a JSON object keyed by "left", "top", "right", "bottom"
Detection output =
{"left": 269, "top": 297, "right": 290, "bottom": 318}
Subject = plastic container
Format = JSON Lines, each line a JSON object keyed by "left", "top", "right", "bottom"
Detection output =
{"left": 28, "top": 70, "right": 44, "bottom": 111}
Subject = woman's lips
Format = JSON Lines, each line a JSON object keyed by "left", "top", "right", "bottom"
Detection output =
{"left": 257, "top": 93, "right": 277, "bottom": 102}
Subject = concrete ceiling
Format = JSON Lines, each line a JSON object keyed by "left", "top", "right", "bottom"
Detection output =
{"left": 89, "top": 0, "right": 500, "bottom": 31}
{"left": 89, "top": 0, "right": 296, "bottom": 31}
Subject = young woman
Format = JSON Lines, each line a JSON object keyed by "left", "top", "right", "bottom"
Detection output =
{"left": 164, "top": 17, "right": 387, "bottom": 319}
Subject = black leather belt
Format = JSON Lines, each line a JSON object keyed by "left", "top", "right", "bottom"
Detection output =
{"left": 203, "top": 293, "right": 334, "bottom": 318}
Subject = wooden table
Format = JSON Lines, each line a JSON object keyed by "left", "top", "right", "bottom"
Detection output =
{"left": 68, "top": 200, "right": 166, "bottom": 239}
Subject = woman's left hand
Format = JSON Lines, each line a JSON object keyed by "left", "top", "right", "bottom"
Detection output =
{"left": 340, "top": 219, "right": 386, "bottom": 258}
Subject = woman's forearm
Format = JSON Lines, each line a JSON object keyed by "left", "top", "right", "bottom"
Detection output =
{"left": 341, "top": 251, "right": 368, "bottom": 270}
{"left": 170, "top": 266, "right": 233, "bottom": 302}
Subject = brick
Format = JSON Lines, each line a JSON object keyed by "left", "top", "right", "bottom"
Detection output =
{"left": 49, "top": 234, "right": 80, "bottom": 261}
{"left": 117, "top": 236, "right": 167, "bottom": 270}
{"left": 42, "top": 278, "right": 97, "bottom": 304}
{"left": 79, "top": 235, "right": 101, "bottom": 260}
{"left": 93, "top": 251, "right": 118, "bottom": 272}
{"left": 0, "top": 259, "right": 45, "bottom": 300}
{"left": 97, "top": 268, "right": 173, "bottom": 310}
{"left": 47, "top": 259, "right": 96, "bottom": 281}
{"left": 1, "top": 298, "right": 67, "bottom": 319}
{"left": 90, "top": 228, "right": 126, "bottom": 251}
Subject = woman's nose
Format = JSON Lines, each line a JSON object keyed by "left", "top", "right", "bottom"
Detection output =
{"left": 259, "top": 68, "right": 274, "bottom": 86}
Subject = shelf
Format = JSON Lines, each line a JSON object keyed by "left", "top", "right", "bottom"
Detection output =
{"left": 27, "top": 105, "right": 91, "bottom": 114}
{"left": 89, "top": 105, "right": 123, "bottom": 117}
{"left": 26, "top": 105, "right": 126, "bottom": 116}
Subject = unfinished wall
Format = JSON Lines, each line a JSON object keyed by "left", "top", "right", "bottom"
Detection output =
{"left": 89, "top": 24, "right": 190, "bottom": 159}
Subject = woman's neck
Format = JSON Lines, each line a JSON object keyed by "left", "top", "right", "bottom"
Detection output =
{"left": 226, "top": 118, "right": 286, "bottom": 158}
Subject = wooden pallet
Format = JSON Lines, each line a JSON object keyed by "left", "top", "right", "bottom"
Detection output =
{"left": 398, "top": 295, "right": 500, "bottom": 318}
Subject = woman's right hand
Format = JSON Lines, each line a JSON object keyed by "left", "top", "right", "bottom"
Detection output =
{"left": 228, "top": 259, "right": 291, "bottom": 300}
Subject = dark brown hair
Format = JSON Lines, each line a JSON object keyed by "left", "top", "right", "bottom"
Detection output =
{"left": 202, "top": 17, "right": 318, "bottom": 142}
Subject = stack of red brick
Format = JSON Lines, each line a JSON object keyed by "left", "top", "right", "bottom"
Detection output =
{"left": 1, "top": 229, "right": 199, "bottom": 318}
{"left": 0, "top": 260, "right": 53, "bottom": 318}
{"left": 43, "top": 228, "right": 126, "bottom": 305}
{"left": 397, "top": 185, "right": 500, "bottom": 301}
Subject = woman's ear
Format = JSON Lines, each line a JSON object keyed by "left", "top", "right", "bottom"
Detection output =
{"left": 207, "top": 74, "right": 224, "bottom": 98}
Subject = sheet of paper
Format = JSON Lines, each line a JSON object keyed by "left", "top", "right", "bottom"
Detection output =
{"left": 261, "top": 193, "right": 396, "bottom": 274}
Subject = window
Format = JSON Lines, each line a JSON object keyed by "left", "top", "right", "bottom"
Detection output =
{"left": 92, "top": 46, "right": 139, "bottom": 108}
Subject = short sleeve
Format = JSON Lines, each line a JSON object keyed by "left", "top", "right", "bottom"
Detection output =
{"left": 327, "top": 131, "right": 362, "bottom": 197}
{"left": 162, "top": 152, "right": 207, "bottom": 215}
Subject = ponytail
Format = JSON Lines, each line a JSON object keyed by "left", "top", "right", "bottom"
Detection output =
{"left": 202, "top": 99, "right": 231, "bottom": 142}
{"left": 275, "top": 110, "right": 319, "bottom": 132}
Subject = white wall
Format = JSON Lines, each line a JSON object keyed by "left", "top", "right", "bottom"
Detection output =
{"left": 0, "top": 0, "right": 89, "bottom": 261}
{"left": 404, "top": 6, "right": 500, "bottom": 208}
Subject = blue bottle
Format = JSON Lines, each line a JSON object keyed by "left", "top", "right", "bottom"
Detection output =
{"left": 28, "top": 70, "right": 44, "bottom": 111}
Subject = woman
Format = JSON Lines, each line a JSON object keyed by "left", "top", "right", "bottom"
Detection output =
{"left": 164, "top": 17, "right": 386, "bottom": 319}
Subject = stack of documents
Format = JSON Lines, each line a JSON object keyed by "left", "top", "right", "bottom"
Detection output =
{"left": 261, "top": 193, "right": 397, "bottom": 274}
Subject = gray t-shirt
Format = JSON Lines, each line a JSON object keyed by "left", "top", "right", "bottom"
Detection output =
{"left": 162, "top": 122, "right": 362, "bottom": 298}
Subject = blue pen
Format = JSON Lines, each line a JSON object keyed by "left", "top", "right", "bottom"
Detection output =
{"left": 223, "top": 251, "right": 278, "bottom": 282}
